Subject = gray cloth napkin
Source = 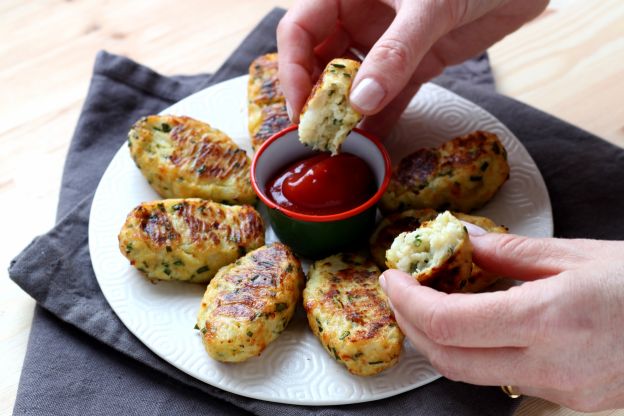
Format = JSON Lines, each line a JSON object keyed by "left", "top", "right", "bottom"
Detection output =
{"left": 9, "top": 7, "right": 624, "bottom": 416}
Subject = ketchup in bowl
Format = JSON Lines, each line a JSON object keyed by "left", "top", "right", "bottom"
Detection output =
{"left": 266, "top": 152, "right": 376, "bottom": 216}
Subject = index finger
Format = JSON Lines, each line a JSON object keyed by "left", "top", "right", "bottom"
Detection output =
{"left": 381, "top": 269, "right": 549, "bottom": 348}
{"left": 276, "top": 0, "right": 339, "bottom": 121}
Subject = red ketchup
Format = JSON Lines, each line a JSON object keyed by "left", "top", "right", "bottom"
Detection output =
{"left": 266, "top": 152, "right": 376, "bottom": 216}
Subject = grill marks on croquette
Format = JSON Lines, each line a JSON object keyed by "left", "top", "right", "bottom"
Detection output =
{"left": 197, "top": 243, "right": 303, "bottom": 362}
{"left": 255, "top": 105, "right": 291, "bottom": 143}
{"left": 251, "top": 54, "right": 280, "bottom": 103}
{"left": 136, "top": 201, "right": 262, "bottom": 250}
{"left": 215, "top": 291, "right": 265, "bottom": 320}
{"left": 248, "top": 53, "right": 289, "bottom": 151}
{"left": 303, "top": 253, "right": 403, "bottom": 375}
{"left": 136, "top": 206, "right": 180, "bottom": 247}
{"left": 318, "top": 267, "right": 394, "bottom": 341}
{"left": 181, "top": 201, "right": 262, "bottom": 246}
{"left": 173, "top": 201, "right": 219, "bottom": 243}
{"left": 168, "top": 124, "right": 248, "bottom": 180}
{"left": 381, "top": 131, "right": 510, "bottom": 214}
{"left": 396, "top": 148, "right": 439, "bottom": 187}
{"left": 214, "top": 246, "right": 289, "bottom": 320}
{"left": 238, "top": 210, "right": 265, "bottom": 246}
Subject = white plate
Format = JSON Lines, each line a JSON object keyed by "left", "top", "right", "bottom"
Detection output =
{"left": 89, "top": 76, "right": 552, "bottom": 406}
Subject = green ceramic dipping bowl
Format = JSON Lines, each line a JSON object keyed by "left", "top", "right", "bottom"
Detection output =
{"left": 250, "top": 125, "right": 391, "bottom": 259}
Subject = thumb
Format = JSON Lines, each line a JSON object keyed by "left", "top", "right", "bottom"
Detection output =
{"left": 380, "top": 268, "right": 445, "bottom": 311}
{"left": 465, "top": 223, "right": 587, "bottom": 281}
{"left": 349, "top": 2, "right": 450, "bottom": 115}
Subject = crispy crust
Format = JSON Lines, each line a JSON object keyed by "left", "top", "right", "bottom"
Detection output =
{"left": 118, "top": 199, "right": 265, "bottom": 283}
{"left": 381, "top": 131, "right": 510, "bottom": 213}
{"left": 128, "top": 115, "right": 256, "bottom": 204}
{"left": 247, "top": 53, "right": 291, "bottom": 151}
{"left": 304, "top": 253, "right": 404, "bottom": 376}
{"left": 197, "top": 243, "right": 304, "bottom": 362}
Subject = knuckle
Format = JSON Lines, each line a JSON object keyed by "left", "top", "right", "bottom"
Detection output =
{"left": 425, "top": 300, "right": 456, "bottom": 345}
{"left": 371, "top": 38, "right": 413, "bottom": 72}
{"left": 495, "top": 235, "right": 558, "bottom": 268}
{"left": 496, "top": 235, "right": 576, "bottom": 270}
{"left": 276, "top": 16, "right": 301, "bottom": 41}
{"left": 440, "top": 0, "right": 468, "bottom": 26}
{"left": 496, "top": 234, "right": 534, "bottom": 258}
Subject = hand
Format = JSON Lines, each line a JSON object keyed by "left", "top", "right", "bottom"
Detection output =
{"left": 276, "top": 0, "right": 548, "bottom": 137}
{"left": 380, "top": 227, "right": 624, "bottom": 412}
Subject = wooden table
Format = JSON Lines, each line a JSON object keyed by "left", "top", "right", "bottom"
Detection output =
{"left": 1, "top": 1, "right": 622, "bottom": 415}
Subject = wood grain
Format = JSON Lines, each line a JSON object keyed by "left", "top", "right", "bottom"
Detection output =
{"left": 489, "top": 0, "right": 624, "bottom": 148}
{"left": 0, "top": 1, "right": 622, "bottom": 415}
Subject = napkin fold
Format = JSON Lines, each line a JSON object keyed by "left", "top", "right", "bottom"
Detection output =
{"left": 9, "top": 7, "right": 624, "bottom": 416}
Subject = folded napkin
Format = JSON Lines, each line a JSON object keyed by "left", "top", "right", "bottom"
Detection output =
{"left": 10, "top": 7, "right": 624, "bottom": 416}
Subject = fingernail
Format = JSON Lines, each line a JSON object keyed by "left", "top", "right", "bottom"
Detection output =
{"left": 286, "top": 101, "right": 295, "bottom": 123}
{"left": 379, "top": 273, "right": 388, "bottom": 293}
{"left": 350, "top": 78, "right": 386, "bottom": 113}
{"left": 462, "top": 221, "right": 487, "bottom": 236}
